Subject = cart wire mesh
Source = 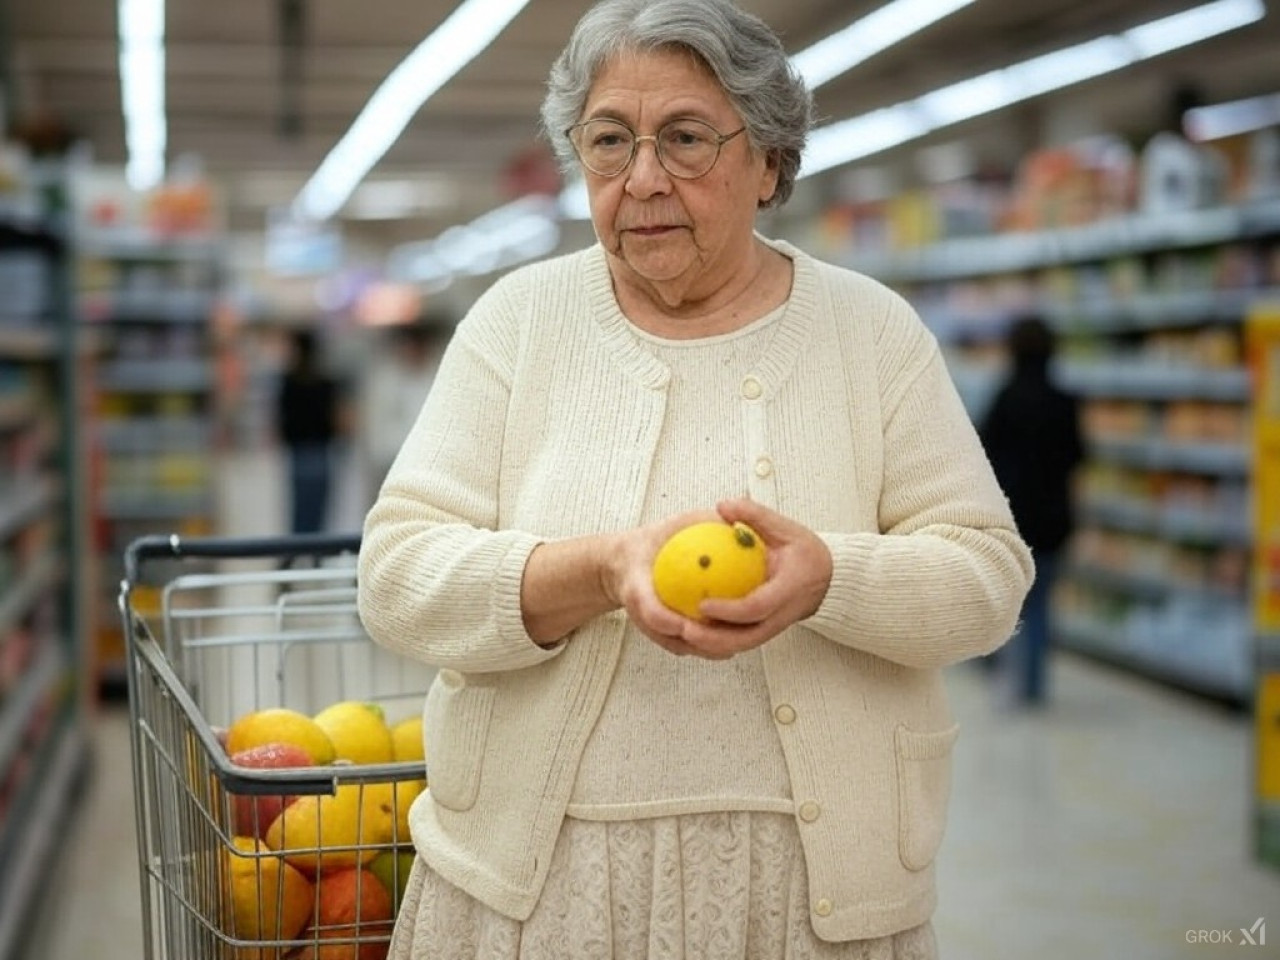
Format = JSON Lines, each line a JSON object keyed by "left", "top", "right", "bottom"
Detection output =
{"left": 120, "top": 534, "right": 434, "bottom": 959}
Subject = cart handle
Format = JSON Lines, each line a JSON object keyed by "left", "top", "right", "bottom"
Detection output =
{"left": 123, "top": 532, "right": 362, "bottom": 586}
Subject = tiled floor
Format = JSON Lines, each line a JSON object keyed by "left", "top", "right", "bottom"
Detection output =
{"left": 29, "top": 448, "right": 1280, "bottom": 959}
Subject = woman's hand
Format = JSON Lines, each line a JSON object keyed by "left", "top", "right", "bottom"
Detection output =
{"left": 688, "top": 498, "right": 833, "bottom": 658}
{"left": 609, "top": 499, "right": 833, "bottom": 660}
{"left": 604, "top": 509, "right": 725, "bottom": 658}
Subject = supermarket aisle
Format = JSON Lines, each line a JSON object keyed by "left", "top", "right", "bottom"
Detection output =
{"left": 32, "top": 446, "right": 1280, "bottom": 960}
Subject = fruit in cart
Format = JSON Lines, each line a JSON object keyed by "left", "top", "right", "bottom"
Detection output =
{"left": 313, "top": 702, "right": 395, "bottom": 765}
{"left": 388, "top": 780, "right": 424, "bottom": 844}
{"left": 229, "top": 742, "right": 315, "bottom": 840}
{"left": 264, "top": 782, "right": 395, "bottom": 874}
{"left": 223, "top": 836, "right": 315, "bottom": 960}
{"left": 369, "top": 850, "right": 416, "bottom": 913}
{"left": 651, "top": 520, "right": 767, "bottom": 620}
{"left": 227, "top": 708, "right": 337, "bottom": 766}
{"left": 298, "top": 866, "right": 395, "bottom": 960}
{"left": 390, "top": 715, "right": 425, "bottom": 764}
{"left": 389, "top": 715, "right": 427, "bottom": 841}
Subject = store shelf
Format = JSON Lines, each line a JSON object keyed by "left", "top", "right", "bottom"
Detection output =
{"left": 0, "top": 479, "right": 57, "bottom": 541}
{"left": 1064, "top": 561, "right": 1243, "bottom": 605}
{"left": 0, "top": 709, "right": 87, "bottom": 960}
{"left": 1078, "top": 496, "right": 1252, "bottom": 547}
{"left": 0, "top": 178, "right": 91, "bottom": 954}
{"left": 1056, "top": 362, "right": 1251, "bottom": 401}
{"left": 1088, "top": 437, "right": 1250, "bottom": 476}
{"left": 851, "top": 198, "right": 1280, "bottom": 282}
{"left": 1057, "top": 615, "right": 1251, "bottom": 705}
{"left": 830, "top": 188, "right": 1279, "bottom": 707}
{"left": 76, "top": 219, "right": 225, "bottom": 696}
{"left": 0, "top": 640, "right": 64, "bottom": 774}
{"left": 1049, "top": 287, "right": 1280, "bottom": 333}
{"left": 0, "top": 551, "right": 61, "bottom": 637}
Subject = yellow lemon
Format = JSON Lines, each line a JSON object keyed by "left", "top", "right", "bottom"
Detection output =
{"left": 226, "top": 708, "right": 336, "bottom": 766}
{"left": 264, "top": 782, "right": 394, "bottom": 874}
{"left": 387, "top": 778, "right": 425, "bottom": 843}
{"left": 388, "top": 716, "right": 427, "bottom": 842}
{"left": 313, "top": 701, "right": 395, "bottom": 765}
{"left": 390, "top": 715, "right": 425, "bottom": 764}
{"left": 223, "top": 836, "right": 314, "bottom": 959}
{"left": 651, "top": 521, "right": 767, "bottom": 620}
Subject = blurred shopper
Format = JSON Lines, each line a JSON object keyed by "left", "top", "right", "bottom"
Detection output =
{"left": 980, "top": 314, "right": 1085, "bottom": 708}
{"left": 276, "top": 328, "right": 341, "bottom": 534}
{"left": 359, "top": 320, "right": 448, "bottom": 498}
{"left": 358, "top": 1, "right": 1032, "bottom": 957}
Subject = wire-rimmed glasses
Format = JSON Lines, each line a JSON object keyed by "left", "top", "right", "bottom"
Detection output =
{"left": 566, "top": 118, "right": 746, "bottom": 179}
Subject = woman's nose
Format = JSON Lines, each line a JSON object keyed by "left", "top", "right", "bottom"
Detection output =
{"left": 625, "top": 137, "right": 672, "bottom": 197}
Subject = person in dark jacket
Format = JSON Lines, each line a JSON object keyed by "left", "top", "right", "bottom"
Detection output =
{"left": 980, "top": 314, "right": 1085, "bottom": 706}
{"left": 276, "top": 328, "right": 341, "bottom": 534}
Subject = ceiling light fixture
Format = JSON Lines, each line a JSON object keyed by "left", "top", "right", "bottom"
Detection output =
{"left": 1184, "top": 90, "right": 1280, "bottom": 140}
{"left": 790, "top": 0, "right": 979, "bottom": 88}
{"left": 292, "top": 0, "right": 534, "bottom": 223}
{"left": 799, "top": 0, "right": 1265, "bottom": 178}
{"left": 118, "top": 0, "right": 166, "bottom": 191}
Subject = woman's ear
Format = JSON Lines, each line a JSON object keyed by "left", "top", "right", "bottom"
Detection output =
{"left": 758, "top": 151, "right": 781, "bottom": 206}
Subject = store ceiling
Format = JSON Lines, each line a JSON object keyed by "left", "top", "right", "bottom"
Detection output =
{"left": 7, "top": 0, "right": 1280, "bottom": 253}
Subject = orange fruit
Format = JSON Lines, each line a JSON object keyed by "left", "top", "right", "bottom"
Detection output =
{"left": 223, "top": 836, "right": 314, "bottom": 960}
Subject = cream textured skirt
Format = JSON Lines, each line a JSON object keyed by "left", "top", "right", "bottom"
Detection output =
{"left": 388, "top": 811, "right": 937, "bottom": 960}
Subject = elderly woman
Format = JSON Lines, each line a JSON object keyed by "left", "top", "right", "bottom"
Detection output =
{"left": 358, "top": 0, "right": 1033, "bottom": 957}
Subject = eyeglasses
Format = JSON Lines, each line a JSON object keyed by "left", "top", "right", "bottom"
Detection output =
{"left": 566, "top": 118, "right": 746, "bottom": 180}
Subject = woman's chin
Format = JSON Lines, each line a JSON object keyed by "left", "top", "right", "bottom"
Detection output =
{"left": 617, "top": 240, "right": 696, "bottom": 286}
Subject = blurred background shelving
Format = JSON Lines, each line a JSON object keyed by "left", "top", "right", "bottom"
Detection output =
{"left": 0, "top": 165, "right": 90, "bottom": 960}
{"left": 73, "top": 210, "right": 227, "bottom": 696}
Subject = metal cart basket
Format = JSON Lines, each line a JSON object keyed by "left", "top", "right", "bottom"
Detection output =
{"left": 120, "top": 533, "right": 434, "bottom": 960}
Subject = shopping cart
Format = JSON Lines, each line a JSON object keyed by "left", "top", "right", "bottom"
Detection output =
{"left": 120, "top": 533, "right": 434, "bottom": 959}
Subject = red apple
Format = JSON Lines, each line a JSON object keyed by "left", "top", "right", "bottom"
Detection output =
{"left": 228, "top": 741, "right": 313, "bottom": 840}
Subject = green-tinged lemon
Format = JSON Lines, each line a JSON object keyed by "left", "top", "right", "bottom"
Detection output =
{"left": 313, "top": 701, "right": 395, "bottom": 765}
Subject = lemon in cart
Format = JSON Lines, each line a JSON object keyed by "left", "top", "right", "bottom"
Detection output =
{"left": 389, "top": 714, "right": 427, "bottom": 843}
{"left": 314, "top": 701, "right": 396, "bottom": 765}
{"left": 265, "top": 782, "right": 395, "bottom": 874}
{"left": 227, "top": 707, "right": 337, "bottom": 765}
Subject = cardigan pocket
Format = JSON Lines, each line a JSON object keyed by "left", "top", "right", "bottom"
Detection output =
{"left": 423, "top": 670, "right": 495, "bottom": 812}
{"left": 894, "top": 722, "right": 960, "bottom": 871}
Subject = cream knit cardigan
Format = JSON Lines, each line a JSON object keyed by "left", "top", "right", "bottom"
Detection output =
{"left": 357, "top": 238, "right": 1033, "bottom": 942}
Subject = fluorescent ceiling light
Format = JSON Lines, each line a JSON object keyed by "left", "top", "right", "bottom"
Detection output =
{"left": 293, "top": 0, "right": 533, "bottom": 222}
{"left": 1125, "top": 0, "right": 1264, "bottom": 58}
{"left": 1184, "top": 91, "right": 1280, "bottom": 140}
{"left": 348, "top": 178, "right": 459, "bottom": 220}
{"left": 790, "top": 0, "right": 978, "bottom": 88}
{"left": 388, "top": 195, "right": 560, "bottom": 286}
{"left": 799, "top": 0, "right": 1265, "bottom": 178}
{"left": 118, "top": 0, "right": 166, "bottom": 191}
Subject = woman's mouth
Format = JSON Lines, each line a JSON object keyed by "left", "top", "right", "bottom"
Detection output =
{"left": 627, "top": 226, "right": 678, "bottom": 237}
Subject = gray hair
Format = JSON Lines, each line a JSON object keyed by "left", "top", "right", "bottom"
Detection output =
{"left": 540, "top": 0, "right": 813, "bottom": 208}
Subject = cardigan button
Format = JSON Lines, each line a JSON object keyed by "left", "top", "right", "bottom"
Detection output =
{"left": 814, "top": 898, "right": 833, "bottom": 917}
{"left": 753, "top": 457, "right": 773, "bottom": 478}
{"left": 438, "top": 669, "right": 465, "bottom": 688}
{"left": 798, "top": 801, "right": 821, "bottom": 823}
{"left": 773, "top": 704, "right": 796, "bottom": 725}
{"left": 741, "top": 376, "right": 763, "bottom": 400}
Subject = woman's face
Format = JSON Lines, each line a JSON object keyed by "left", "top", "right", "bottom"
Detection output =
{"left": 578, "top": 49, "right": 779, "bottom": 299}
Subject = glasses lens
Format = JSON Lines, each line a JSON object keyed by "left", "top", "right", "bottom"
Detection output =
{"left": 572, "top": 120, "right": 634, "bottom": 177}
{"left": 657, "top": 120, "right": 722, "bottom": 178}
